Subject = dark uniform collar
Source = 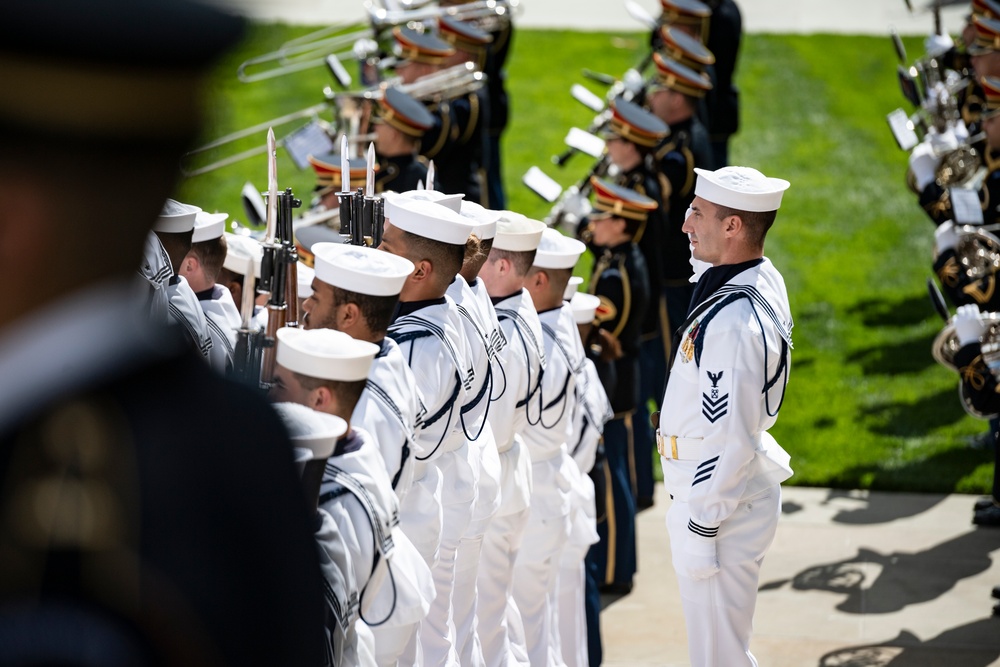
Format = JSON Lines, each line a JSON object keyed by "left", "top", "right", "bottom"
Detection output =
{"left": 490, "top": 289, "right": 522, "bottom": 306}
{"left": 333, "top": 429, "right": 364, "bottom": 457}
{"left": 195, "top": 286, "right": 215, "bottom": 301}
{"left": 392, "top": 296, "right": 447, "bottom": 321}
{"left": 688, "top": 257, "right": 764, "bottom": 315}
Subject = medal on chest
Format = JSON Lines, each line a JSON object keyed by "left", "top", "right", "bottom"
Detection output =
{"left": 680, "top": 320, "right": 700, "bottom": 363}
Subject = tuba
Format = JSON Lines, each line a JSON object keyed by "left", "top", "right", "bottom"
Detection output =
{"left": 932, "top": 310, "right": 1000, "bottom": 419}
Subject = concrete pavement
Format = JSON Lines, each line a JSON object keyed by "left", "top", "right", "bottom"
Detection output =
{"left": 212, "top": 0, "right": 969, "bottom": 35}
{"left": 601, "top": 486, "right": 1000, "bottom": 666}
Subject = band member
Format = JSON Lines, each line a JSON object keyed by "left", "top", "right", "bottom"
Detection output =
{"left": 655, "top": 0, "right": 711, "bottom": 42}
{"left": 302, "top": 242, "right": 434, "bottom": 665}
{"left": 476, "top": 212, "right": 548, "bottom": 666}
{"left": 0, "top": 1, "right": 326, "bottom": 663}
{"left": 374, "top": 87, "right": 438, "bottom": 194}
{"left": 657, "top": 166, "right": 793, "bottom": 667}
{"left": 517, "top": 228, "right": 588, "bottom": 667}
{"left": 705, "top": 0, "right": 742, "bottom": 167}
{"left": 180, "top": 210, "right": 240, "bottom": 373}
{"left": 380, "top": 196, "right": 479, "bottom": 666}
{"left": 585, "top": 179, "right": 654, "bottom": 597}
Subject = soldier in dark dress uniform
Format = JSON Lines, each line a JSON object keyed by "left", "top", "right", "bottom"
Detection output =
{"left": 373, "top": 86, "right": 438, "bottom": 195}
{"left": 704, "top": 0, "right": 742, "bottom": 167}
{"left": 601, "top": 97, "right": 672, "bottom": 509}
{"left": 0, "top": 1, "right": 327, "bottom": 665}
{"left": 583, "top": 178, "right": 654, "bottom": 595}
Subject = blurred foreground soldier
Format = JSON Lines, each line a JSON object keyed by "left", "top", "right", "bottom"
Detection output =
{"left": 380, "top": 196, "right": 478, "bottom": 666}
{"left": 476, "top": 212, "right": 548, "bottom": 667}
{"left": 155, "top": 199, "right": 214, "bottom": 362}
{"left": 180, "top": 210, "right": 240, "bottom": 373}
{"left": 656, "top": 166, "right": 793, "bottom": 667}
{"left": 943, "top": 305, "right": 1000, "bottom": 526}
{"left": 373, "top": 87, "right": 438, "bottom": 195}
{"left": 584, "top": 179, "right": 654, "bottom": 596}
{"left": 517, "top": 229, "right": 587, "bottom": 667}
{"left": 303, "top": 242, "right": 435, "bottom": 665}
{"left": 0, "top": 1, "right": 326, "bottom": 665}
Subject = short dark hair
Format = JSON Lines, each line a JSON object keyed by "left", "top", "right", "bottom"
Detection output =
{"left": 490, "top": 247, "right": 537, "bottom": 276}
{"left": 400, "top": 229, "right": 465, "bottom": 285}
{"left": 189, "top": 235, "right": 228, "bottom": 283}
{"left": 331, "top": 285, "right": 399, "bottom": 335}
{"left": 714, "top": 205, "right": 777, "bottom": 248}
{"left": 294, "top": 372, "right": 367, "bottom": 415}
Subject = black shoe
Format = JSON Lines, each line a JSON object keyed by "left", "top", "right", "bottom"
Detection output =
{"left": 636, "top": 495, "right": 655, "bottom": 510}
{"left": 976, "top": 496, "right": 998, "bottom": 511}
{"left": 994, "top": 602, "right": 1000, "bottom": 617}
{"left": 599, "top": 581, "right": 633, "bottom": 595}
{"left": 992, "top": 585, "right": 1000, "bottom": 601}
{"left": 974, "top": 504, "right": 1000, "bottom": 527}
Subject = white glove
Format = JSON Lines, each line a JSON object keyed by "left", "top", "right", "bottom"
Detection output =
{"left": 925, "top": 32, "right": 955, "bottom": 59}
{"left": 934, "top": 220, "right": 960, "bottom": 253}
{"left": 560, "top": 186, "right": 592, "bottom": 219}
{"left": 677, "top": 532, "right": 719, "bottom": 580}
{"left": 955, "top": 304, "right": 986, "bottom": 346}
{"left": 926, "top": 126, "right": 960, "bottom": 154}
{"left": 622, "top": 68, "right": 645, "bottom": 98}
{"left": 908, "top": 140, "right": 940, "bottom": 191}
{"left": 353, "top": 38, "right": 378, "bottom": 60}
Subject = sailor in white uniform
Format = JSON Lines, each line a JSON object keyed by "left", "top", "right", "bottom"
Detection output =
{"left": 179, "top": 210, "right": 241, "bottom": 373}
{"left": 154, "top": 199, "right": 213, "bottom": 361}
{"left": 270, "top": 402, "right": 356, "bottom": 667}
{"left": 379, "top": 196, "right": 478, "bottom": 667}
{"left": 475, "top": 212, "right": 548, "bottom": 667}
{"left": 657, "top": 166, "right": 794, "bottom": 667}
{"left": 303, "top": 242, "right": 434, "bottom": 666}
{"left": 270, "top": 328, "right": 436, "bottom": 667}
{"left": 219, "top": 231, "right": 268, "bottom": 332}
{"left": 137, "top": 230, "right": 173, "bottom": 323}
{"left": 515, "top": 228, "right": 587, "bottom": 667}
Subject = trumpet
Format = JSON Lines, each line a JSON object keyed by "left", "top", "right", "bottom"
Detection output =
{"left": 327, "top": 61, "right": 486, "bottom": 104}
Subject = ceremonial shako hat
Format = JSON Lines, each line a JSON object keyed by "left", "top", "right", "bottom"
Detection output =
{"left": 271, "top": 402, "right": 347, "bottom": 461}
{"left": 570, "top": 292, "right": 601, "bottom": 324}
{"left": 693, "top": 166, "right": 790, "bottom": 212}
{"left": 277, "top": 327, "right": 380, "bottom": 382}
{"left": 605, "top": 97, "right": 669, "bottom": 148}
{"left": 492, "top": 213, "right": 547, "bottom": 252}
{"left": 533, "top": 228, "right": 587, "bottom": 270}
{"left": 651, "top": 53, "right": 713, "bottom": 98}
{"left": 0, "top": 0, "right": 245, "bottom": 142}
{"left": 192, "top": 211, "right": 227, "bottom": 243}
{"left": 393, "top": 26, "right": 455, "bottom": 65}
{"left": 396, "top": 188, "right": 465, "bottom": 212}
{"left": 658, "top": 0, "right": 711, "bottom": 37}
{"left": 223, "top": 232, "right": 264, "bottom": 279}
{"left": 438, "top": 16, "right": 493, "bottom": 54}
{"left": 658, "top": 26, "right": 716, "bottom": 72}
{"left": 981, "top": 76, "right": 1000, "bottom": 118}
{"left": 308, "top": 153, "right": 370, "bottom": 190}
{"left": 590, "top": 177, "right": 659, "bottom": 222}
{"left": 311, "top": 242, "right": 415, "bottom": 296}
{"left": 458, "top": 200, "right": 501, "bottom": 240}
{"left": 973, "top": 0, "right": 1000, "bottom": 19}
{"left": 375, "top": 87, "right": 436, "bottom": 137}
{"left": 385, "top": 196, "right": 475, "bottom": 245}
{"left": 563, "top": 275, "right": 584, "bottom": 300}
{"left": 970, "top": 16, "right": 1000, "bottom": 55}
{"left": 154, "top": 199, "right": 201, "bottom": 233}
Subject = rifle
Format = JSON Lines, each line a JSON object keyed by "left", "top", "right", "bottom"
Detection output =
{"left": 336, "top": 136, "right": 385, "bottom": 247}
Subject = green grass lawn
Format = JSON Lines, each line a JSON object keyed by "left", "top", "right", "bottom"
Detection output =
{"left": 178, "top": 27, "right": 995, "bottom": 494}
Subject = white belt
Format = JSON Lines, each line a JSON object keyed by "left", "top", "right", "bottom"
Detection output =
{"left": 655, "top": 432, "right": 703, "bottom": 461}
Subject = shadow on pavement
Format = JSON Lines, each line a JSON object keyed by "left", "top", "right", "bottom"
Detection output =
{"left": 822, "top": 489, "right": 947, "bottom": 525}
{"left": 817, "top": 618, "right": 1000, "bottom": 666}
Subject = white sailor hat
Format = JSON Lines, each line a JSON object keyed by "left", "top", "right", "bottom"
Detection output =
{"left": 458, "top": 200, "right": 500, "bottom": 240}
{"left": 570, "top": 292, "right": 601, "bottom": 324}
{"left": 385, "top": 195, "right": 475, "bottom": 246}
{"left": 192, "top": 211, "right": 227, "bottom": 243}
{"left": 492, "top": 212, "right": 546, "bottom": 252}
{"left": 395, "top": 188, "right": 465, "bottom": 213}
{"left": 563, "top": 275, "right": 584, "bottom": 300}
{"left": 223, "top": 232, "right": 263, "bottom": 279}
{"left": 276, "top": 327, "right": 379, "bottom": 382}
{"left": 297, "top": 262, "right": 315, "bottom": 299}
{"left": 154, "top": 198, "right": 201, "bottom": 233}
{"left": 533, "top": 228, "right": 586, "bottom": 270}
{"left": 270, "top": 402, "right": 347, "bottom": 461}
{"left": 693, "top": 166, "right": 790, "bottom": 213}
{"left": 312, "top": 242, "right": 415, "bottom": 296}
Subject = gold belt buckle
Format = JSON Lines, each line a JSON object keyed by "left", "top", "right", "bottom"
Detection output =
{"left": 670, "top": 435, "right": 678, "bottom": 459}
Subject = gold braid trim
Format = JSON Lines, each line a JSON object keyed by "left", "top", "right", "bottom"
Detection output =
{"left": 961, "top": 355, "right": 988, "bottom": 391}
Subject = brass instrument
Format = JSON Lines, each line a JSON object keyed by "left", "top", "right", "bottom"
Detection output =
{"left": 954, "top": 225, "right": 1000, "bottom": 282}
{"left": 932, "top": 311, "right": 1000, "bottom": 419}
{"left": 328, "top": 62, "right": 486, "bottom": 105}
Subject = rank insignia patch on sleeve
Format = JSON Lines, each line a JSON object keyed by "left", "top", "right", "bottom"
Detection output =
{"left": 702, "top": 368, "right": 730, "bottom": 423}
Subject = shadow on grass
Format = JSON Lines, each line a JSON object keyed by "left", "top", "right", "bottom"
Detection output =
{"left": 847, "top": 293, "right": 940, "bottom": 328}
{"left": 846, "top": 330, "right": 938, "bottom": 376}
{"left": 860, "top": 386, "right": 969, "bottom": 437}
{"left": 770, "top": 529, "right": 995, "bottom": 614}
{"left": 818, "top": 619, "right": 1000, "bottom": 667}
